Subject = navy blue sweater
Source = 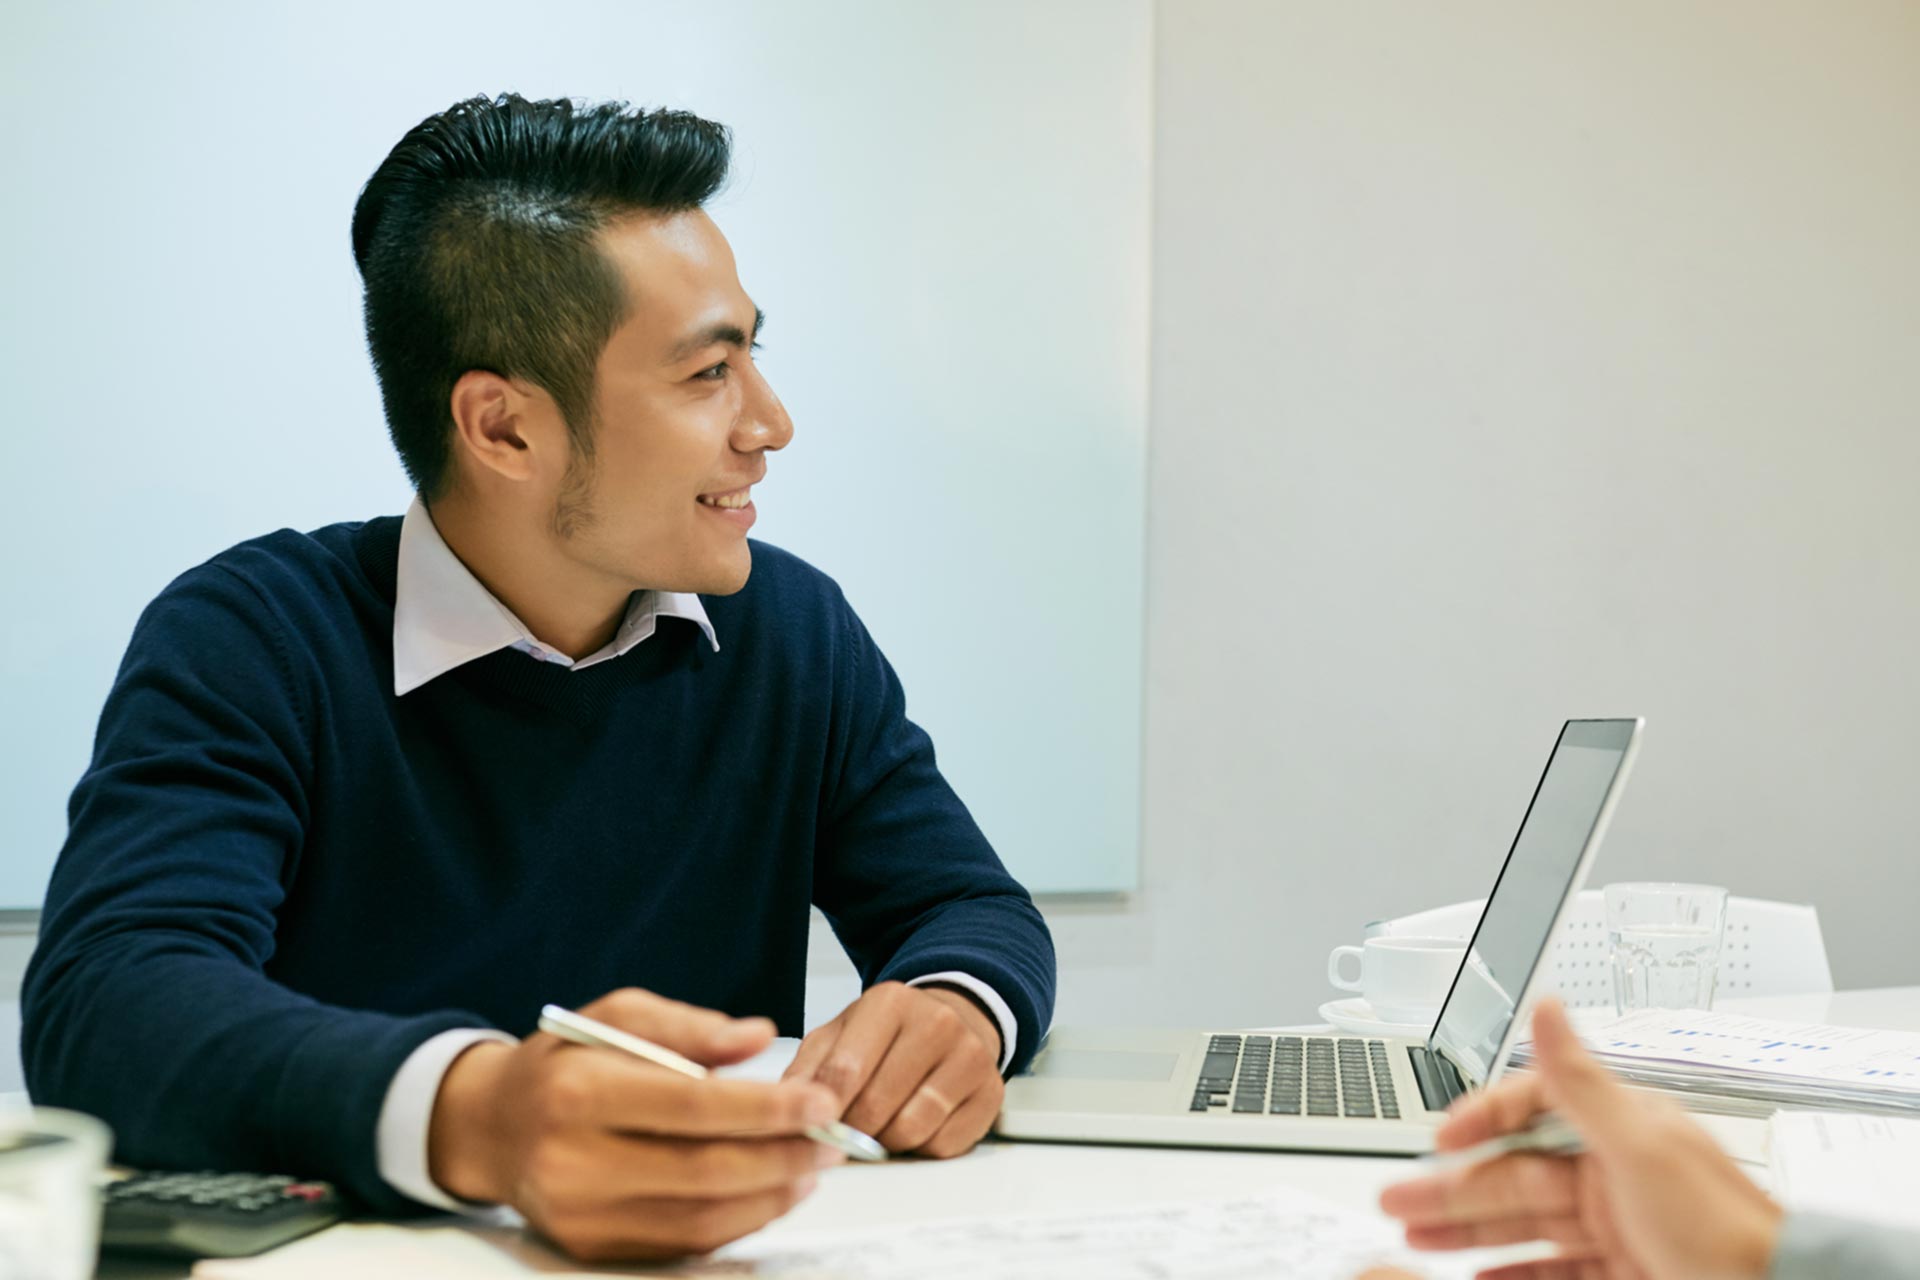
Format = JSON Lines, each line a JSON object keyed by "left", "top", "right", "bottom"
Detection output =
{"left": 22, "top": 516, "right": 1054, "bottom": 1211}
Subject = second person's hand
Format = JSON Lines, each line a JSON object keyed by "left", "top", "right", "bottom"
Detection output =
{"left": 1377, "top": 998, "right": 1782, "bottom": 1280}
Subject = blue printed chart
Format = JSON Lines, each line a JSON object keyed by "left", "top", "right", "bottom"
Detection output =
{"left": 1584, "top": 1010, "right": 1920, "bottom": 1096}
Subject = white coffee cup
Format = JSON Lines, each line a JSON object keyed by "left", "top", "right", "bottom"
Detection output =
{"left": 0, "top": 1106, "right": 112, "bottom": 1280}
{"left": 1326, "top": 935, "right": 1468, "bottom": 1024}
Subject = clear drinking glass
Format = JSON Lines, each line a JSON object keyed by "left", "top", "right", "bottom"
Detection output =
{"left": 1605, "top": 882, "right": 1728, "bottom": 1015}
{"left": 0, "top": 1106, "right": 113, "bottom": 1280}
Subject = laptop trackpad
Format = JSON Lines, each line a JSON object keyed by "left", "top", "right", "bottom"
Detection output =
{"left": 1034, "top": 1049, "right": 1180, "bottom": 1082}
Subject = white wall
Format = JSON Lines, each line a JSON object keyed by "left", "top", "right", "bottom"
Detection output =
{"left": 984, "top": 0, "right": 1920, "bottom": 1032}
{"left": 0, "top": 925, "right": 28, "bottom": 1092}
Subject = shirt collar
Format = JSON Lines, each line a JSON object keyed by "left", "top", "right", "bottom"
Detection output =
{"left": 392, "top": 496, "right": 718, "bottom": 697}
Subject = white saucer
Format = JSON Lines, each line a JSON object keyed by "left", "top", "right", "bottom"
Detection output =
{"left": 1318, "top": 997, "right": 1435, "bottom": 1040}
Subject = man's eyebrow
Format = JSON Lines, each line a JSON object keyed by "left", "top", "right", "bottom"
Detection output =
{"left": 667, "top": 307, "right": 766, "bottom": 365}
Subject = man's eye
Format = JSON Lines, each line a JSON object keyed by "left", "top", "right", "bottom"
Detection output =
{"left": 695, "top": 361, "right": 729, "bottom": 381}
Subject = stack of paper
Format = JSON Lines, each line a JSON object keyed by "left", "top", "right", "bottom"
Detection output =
{"left": 1512, "top": 1010, "right": 1920, "bottom": 1118}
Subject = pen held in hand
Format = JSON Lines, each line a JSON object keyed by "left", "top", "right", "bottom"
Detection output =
{"left": 537, "top": 1004, "right": 888, "bottom": 1163}
{"left": 1419, "top": 1116, "right": 1585, "bottom": 1175}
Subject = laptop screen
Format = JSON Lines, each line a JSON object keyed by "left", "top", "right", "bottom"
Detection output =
{"left": 1427, "top": 719, "right": 1639, "bottom": 1085}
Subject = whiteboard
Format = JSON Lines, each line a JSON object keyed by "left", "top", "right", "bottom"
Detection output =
{"left": 0, "top": 0, "right": 1149, "bottom": 904}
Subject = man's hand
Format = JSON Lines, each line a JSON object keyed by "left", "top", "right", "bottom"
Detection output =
{"left": 1376, "top": 998, "right": 1783, "bottom": 1280}
{"left": 783, "top": 981, "right": 1004, "bottom": 1157}
{"left": 427, "top": 988, "right": 844, "bottom": 1263}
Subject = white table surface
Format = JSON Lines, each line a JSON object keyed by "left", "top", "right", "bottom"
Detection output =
{"left": 96, "top": 986, "right": 1920, "bottom": 1279}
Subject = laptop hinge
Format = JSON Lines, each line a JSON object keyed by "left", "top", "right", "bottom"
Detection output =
{"left": 1406, "top": 1044, "right": 1468, "bottom": 1113}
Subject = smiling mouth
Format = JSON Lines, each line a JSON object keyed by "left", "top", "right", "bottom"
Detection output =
{"left": 697, "top": 487, "right": 752, "bottom": 510}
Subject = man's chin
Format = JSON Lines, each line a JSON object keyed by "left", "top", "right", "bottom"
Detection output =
{"left": 678, "top": 547, "right": 753, "bottom": 597}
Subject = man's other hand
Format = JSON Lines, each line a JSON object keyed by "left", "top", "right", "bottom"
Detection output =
{"left": 1376, "top": 998, "right": 1782, "bottom": 1280}
{"left": 427, "top": 988, "right": 844, "bottom": 1263}
{"left": 783, "top": 981, "right": 1004, "bottom": 1157}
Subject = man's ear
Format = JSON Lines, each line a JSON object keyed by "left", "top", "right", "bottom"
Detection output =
{"left": 448, "top": 369, "right": 545, "bottom": 484}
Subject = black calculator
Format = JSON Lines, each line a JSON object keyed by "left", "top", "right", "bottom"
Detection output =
{"left": 100, "top": 1171, "right": 344, "bottom": 1259}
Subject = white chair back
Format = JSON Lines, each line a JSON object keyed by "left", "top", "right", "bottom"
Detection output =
{"left": 1364, "top": 892, "right": 1832, "bottom": 1009}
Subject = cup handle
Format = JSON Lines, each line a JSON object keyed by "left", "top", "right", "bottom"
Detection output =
{"left": 1327, "top": 945, "right": 1365, "bottom": 992}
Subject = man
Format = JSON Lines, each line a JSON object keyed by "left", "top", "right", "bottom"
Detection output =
{"left": 23, "top": 93, "right": 1056, "bottom": 1262}
{"left": 1368, "top": 999, "right": 1920, "bottom": 1279}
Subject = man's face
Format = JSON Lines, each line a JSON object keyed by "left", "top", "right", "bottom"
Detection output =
{"left": 553, "top": 210, "right": 792, "bottom": 596}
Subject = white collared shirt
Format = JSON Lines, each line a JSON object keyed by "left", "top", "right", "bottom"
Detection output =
{"left": 374, "top": 498, "right": 1016, "bottom": 1210}
{"left": 391, "top": 495, "right": 719, "bottom": 695}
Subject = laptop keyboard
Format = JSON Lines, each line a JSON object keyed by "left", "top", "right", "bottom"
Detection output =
{"left": 1190, "top": 1034, "right": 1400, "bottom": 1119}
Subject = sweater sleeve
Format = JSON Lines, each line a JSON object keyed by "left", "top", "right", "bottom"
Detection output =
{"left": 21, "top": 564, "right": 486, "bottom": 1212}
{"left": 1767, "top": 1211, "right": 1920, "bottom": 1280}
{"left": 809, "top": 589, "right": 1056, "bottom": 1075}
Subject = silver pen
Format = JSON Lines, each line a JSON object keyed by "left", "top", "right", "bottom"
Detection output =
{"left": 537, "top": 1003, "right": 887, "bottom": 1163}
{"left": 1420, "top": 1115, "right": 1584, "bottom": 1174}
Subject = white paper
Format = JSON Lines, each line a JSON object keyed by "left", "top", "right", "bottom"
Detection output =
{"left": 710, "top": 1038, "right": 804, "bottom": 1084}
{"left": 195, "top": 1186, "right": 1486, "bottom": 1279}
{"left": 1586, "top": 1011, "right": 1920, "bottom": 1091}
{"left": 1770, "top": 1111, "right": 1920, "bottom": 1230}
{"left": 682, "top": 1187, "right": 1482, "bottom": 1279}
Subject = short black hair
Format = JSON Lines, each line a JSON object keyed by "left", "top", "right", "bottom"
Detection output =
{"left": 351, "top": 93, "right": 732, "bottom": 498}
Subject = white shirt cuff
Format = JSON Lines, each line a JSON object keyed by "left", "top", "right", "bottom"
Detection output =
{"left": 375, "top": 1027, "right": 519, "bottom": 1213}
{"left": 905, "top": 972, "right": 1018, "bottom": 1074}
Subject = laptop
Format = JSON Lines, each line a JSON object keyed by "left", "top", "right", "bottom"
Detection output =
{"left": 996, "top": 717, "right": 1644, "bottom": 1156}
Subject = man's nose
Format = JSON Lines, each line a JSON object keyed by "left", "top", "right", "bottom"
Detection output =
{"left": 740, "top": 365, "right": 794, "bottom": 452}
